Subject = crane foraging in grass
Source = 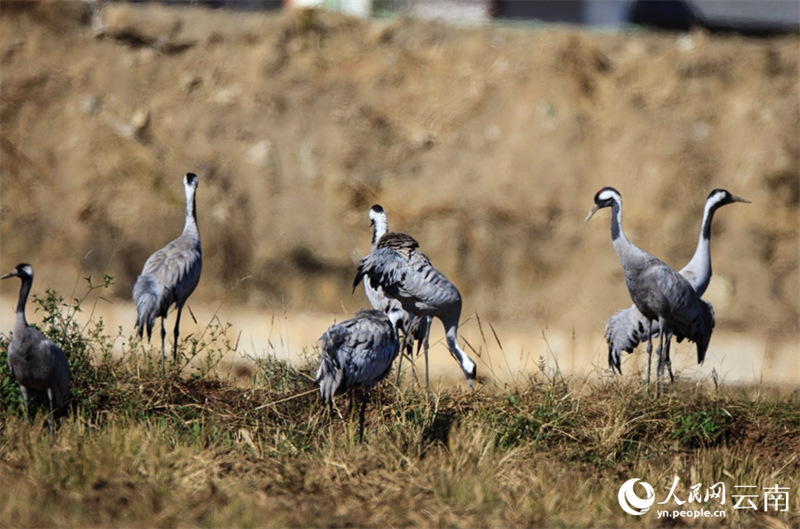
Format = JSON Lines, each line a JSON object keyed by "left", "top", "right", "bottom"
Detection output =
{"left": 133, "top": 172, "right": 202, "bottom": 374}
{"left": 586, "top": 187, "right": 715, "bottom": 394}
{"left": 605, "top": 188, "right": 748, "bottom": 379}
{"left": 315, "top": 308, "right": 402, "bottom": 441}
{"left": 2, "top": 263, "right": 71, "bottom": 437}
{"left": 353, "top": 230, "right": 477, "bottom": 389}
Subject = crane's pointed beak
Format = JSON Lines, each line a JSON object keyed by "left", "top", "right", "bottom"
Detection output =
{"left": 731, "top": 194, "right": 751, "bottom": 204}
{"left": 584, "top": 205, "right": 600, "bottom": 223}
{"left": 1, "top": 271, "right": 16, "bottom": 280}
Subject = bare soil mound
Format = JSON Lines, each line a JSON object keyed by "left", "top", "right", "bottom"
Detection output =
{"left": 1, "top": 2, "right": 797, "bottom": 338}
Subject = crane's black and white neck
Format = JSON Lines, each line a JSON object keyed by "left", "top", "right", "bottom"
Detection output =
{"left": 585, "top": 186, "right": 624, "bottom": 239}
{"left": 183, "top": 172, "right": 200, "bottom": 240}
{"left": 3, "top": 263, "right": 34, "bottom": 326}
{"left": 363, "top": 204, "right": 400, "bottom": 312}
{"left": 369, "top": 204, "right": 388, "bottom": 250}
{"left": 680, "top": 188, "right": 749, "bottom": 294}
{"left": 585, "top": 186, "right": 652, "bottom": 273}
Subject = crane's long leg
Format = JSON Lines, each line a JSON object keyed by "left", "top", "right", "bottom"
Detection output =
{"left": 423, "top": 324, "right": 431, "bottom": 391}
{"left": 395, "top": 329, "right": 413, "bottom": 386}
{"left": 160, "top": 317, "right": 167, "bottom": 376}
{"left": 656, "top": 318, "right": 666, "bottom": 398}
{"left": 173, "top": 304, "right": 184, "bottom": 362}
{"left": 664, "top": 332, "right": 675, "bottom": 383}
{"left": 656, "top": 341, "right": 663, "bottom": 387}
{"left": 20, "top": 386, "right": 31, "bottom": 423}
{"left": 646, "top": 321, "right": 655, "bottom": 386}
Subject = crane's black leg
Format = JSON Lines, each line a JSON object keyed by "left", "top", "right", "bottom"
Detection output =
{"left": 423, "top": 324, "right": 431, "bottom": 391}
{"left": 406, "top": 333, "right": 418, "bottom": 390}
{"left": 656, "top": 340, "right": 663, "bottom": 381}
{"left": 173, "top": 305, "right": 184, "bottom": 363}
{"left": 656, "top": 319, "right": 666, "bottom": 398}
{"left": 665, "top": 332, "right": 675, "bottom": 383}
{"left": 160, "top": 317, "right": 167, "bottom": 375}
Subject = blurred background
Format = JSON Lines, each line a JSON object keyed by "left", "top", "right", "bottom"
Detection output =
{"left": 1, "top": 0, "right": 797, "bottom": 385}
{"left": 136, "top": 0, "right": 800, "bottom": 34}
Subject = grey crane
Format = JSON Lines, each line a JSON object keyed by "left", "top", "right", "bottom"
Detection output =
{"left": 605, "top": 189, "right": 749, "bottom": 378}
{"left": 353, "top": 231, "right": 477, "bottom": 388}
{"left": 133, "top": 172, "right": 202, "bottom": 374}
{"left": 363, "top": 205, "right": 430, "bottom": 384}
{"left": 2, "top": 263, "right": 71, "bottom": 436}
{"left": 315, "top": 308, "right": 402, "bottom": 441}
{"left": 586, "top": 187, "right": 715, "bottom": 393}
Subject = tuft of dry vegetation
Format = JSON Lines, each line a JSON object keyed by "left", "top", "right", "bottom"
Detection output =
{"left": 1, "top": 279, "right": 798, "bottom": 528}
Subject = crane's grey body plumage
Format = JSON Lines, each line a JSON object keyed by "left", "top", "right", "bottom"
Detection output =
{"left": 2, "top": 263, "right": 71, "bottom": 436}
{"left": 133, "top": 172, "right": 201, "bottom": 374}
{"left": 605, "top": 189, "right": 748, "bottom": 376}
{"left": 315, "top": 309, "right": 401, "bottom": 440}
{"left": 353, "top": 230, "right": 477, "bottom": 387}
{"left": 363, "top": 206, "right": 430, "bottom": 383}
{"left": 587, "top": 187, "right": 714, "bottom": 392}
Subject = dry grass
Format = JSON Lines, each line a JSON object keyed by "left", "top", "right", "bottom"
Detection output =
{"left": 1, "top": 361, "right": 798, "bottom": 528}
{"left": 0, "top": 282, "right": 798, "bottom": 528}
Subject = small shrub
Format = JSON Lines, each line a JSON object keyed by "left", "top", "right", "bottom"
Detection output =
{"left": 0, "top": 333, "right": 23, "bottom": 412}
{"left": 671, "top": 408, "right": 733, "bottom": 448}
{"left": 0, "top": 275, "right": 122, "bottom": 420}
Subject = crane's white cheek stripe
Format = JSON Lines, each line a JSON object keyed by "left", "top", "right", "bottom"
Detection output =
{"left": 598, "top": 189, "right": 617, "bottom": 201}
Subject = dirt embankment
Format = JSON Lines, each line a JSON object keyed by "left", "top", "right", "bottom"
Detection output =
{"left": 1, "top": 2, "right": 798, "bottom": 338}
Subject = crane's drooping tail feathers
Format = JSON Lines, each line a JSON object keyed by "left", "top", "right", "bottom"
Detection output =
{"left": 133, "top": 274, "right": 164, "bottom": 340}
{"left": 49, "top": 341, "right": 72, "bottom": 413}
{"left": 691, "top": 299, "right": 715, "bottom": 364}
{"left": 315, "top": 331, "right": 343, "bottom": 404}
{"left": 669, "top": 297, "right": 714, "bottom": 362}
{"left": 315, "top": 354, "right": 344, "bottom": 406}
{"left": 605, "top": 307, "right": 651, "bottom": 373}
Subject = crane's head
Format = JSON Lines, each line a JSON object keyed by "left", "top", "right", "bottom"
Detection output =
{"left": 707, "top": 188, "right": 750, "bottom": 208}
{"left": 369, "top": 204, "right": 386, "bottom": 226}
{"left": 385, "top": 306, "right": 405, "bottom": 333}
{"left": 184, "top": 172, "right": 199, "bottom": 189}
{"left": 1, "top": 263, "right": 33, "bottom": 281}
{"left": 585, "top": 186, "right": 622, "bottom": 222}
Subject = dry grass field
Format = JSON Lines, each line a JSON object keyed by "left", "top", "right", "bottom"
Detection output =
{"left": 0, "top": 276, "right": 798, "bottom": 528}
{"left": 1, "top": 2, "right": 798, "bottom": 527}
